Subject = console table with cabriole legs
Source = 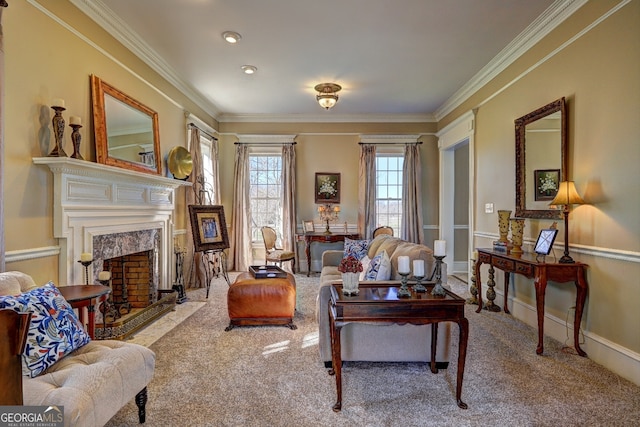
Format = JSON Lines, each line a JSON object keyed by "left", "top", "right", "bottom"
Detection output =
{"left": 475, "top": 248, "right": 589, "bottom": 357}
{"left": 296, "top": 232, "right": 360, "bottom": 276}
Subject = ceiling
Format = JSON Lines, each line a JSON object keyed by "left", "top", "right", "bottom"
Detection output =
{"left": 72, "top": 0, "right": 573, "bottom": 122}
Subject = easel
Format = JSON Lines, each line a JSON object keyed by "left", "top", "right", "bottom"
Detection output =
{"left": 188, "top": 177, "right": 230, "bottom": 298}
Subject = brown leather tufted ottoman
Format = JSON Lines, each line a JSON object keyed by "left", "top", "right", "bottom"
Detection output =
{"left": 225, "top": 271, "right": 297, "bottom": 331}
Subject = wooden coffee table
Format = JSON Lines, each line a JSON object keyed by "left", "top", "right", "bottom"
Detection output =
{"left": 328, "top": 282, "right": 469, "bottom": 411}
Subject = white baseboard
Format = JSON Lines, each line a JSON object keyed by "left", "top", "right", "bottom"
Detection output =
{"left": 452, "top": 261, "right": 468, "bottom": 274}
{"left": 502, "top": 291, "right": 640, "bottom": 386}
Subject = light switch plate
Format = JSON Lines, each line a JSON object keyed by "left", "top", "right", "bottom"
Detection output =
{"left": 485, "top": 203, "right": 494, "bottom": 214}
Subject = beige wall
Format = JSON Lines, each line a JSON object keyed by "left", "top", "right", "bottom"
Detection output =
{"left": 217, "top": 126, "right": 440, "bottom": 239}
{"left": 456, "top": 0, "right": 640, "bottom": 363}
{"left": 3, "top": 1, "right": 212, "bottom": 284}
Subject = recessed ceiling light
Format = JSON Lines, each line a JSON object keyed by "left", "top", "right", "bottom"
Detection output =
{"left": 241, "top": 65, "right": 257, "bottom": 75}
{"left": 222, "top": 31, "right": 242, "bottom": 44}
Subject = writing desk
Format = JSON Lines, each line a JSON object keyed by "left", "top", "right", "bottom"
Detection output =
{"left": 296, "top": 232, "right": 359, "bottom": 276}
{"left": 475, "top": 248, "right": 588, "bottom": 356}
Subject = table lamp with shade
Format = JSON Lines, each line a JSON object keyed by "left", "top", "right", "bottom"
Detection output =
{"left": 549, "top": 181, "right": 585, "bottom": 263}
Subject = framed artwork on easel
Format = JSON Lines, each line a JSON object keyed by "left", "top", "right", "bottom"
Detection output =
{"left": 188, "top": 205, "right": 230, "bottom": 252}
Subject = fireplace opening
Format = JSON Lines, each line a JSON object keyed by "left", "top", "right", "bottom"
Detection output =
{"left": 102, "top": 250, "right": 154, "bottom": 323}
{"left": 92, "top": 229, "right": 176, "bottom": 339}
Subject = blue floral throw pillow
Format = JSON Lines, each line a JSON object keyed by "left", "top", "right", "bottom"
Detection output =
{"left": 364, "top": 250, "right": 392, "bottom": 281}
{"left": 0, "top": 282, "right": 91, "bottom": 377}
{"left": 344, "top": 237, "right": 371, "bottom": 261}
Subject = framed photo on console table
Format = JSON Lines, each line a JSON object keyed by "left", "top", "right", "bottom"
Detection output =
{"left": 534, "top": 228, "right": 559, "bottom": 255}
{"left": 188, "top": 205, "right": 230, "bottom": 252}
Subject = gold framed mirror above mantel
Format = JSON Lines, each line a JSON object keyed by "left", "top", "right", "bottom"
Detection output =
{"left": 515, "top": 97, "right": 567, "bottom": 220}
{"left": 90, "top": 75, "right": 162, "bottom": 175}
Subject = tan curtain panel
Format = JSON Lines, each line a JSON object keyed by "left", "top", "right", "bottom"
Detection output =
{"left": 186, "top": 127, "right": 205, "bottom": 288}
{"left": 358, "top": 144, "right": 377, "bottom": 239}
{"left": 229, "top": 144, "right": 252, "bottom": 271}
{"left": 401, "top": 143, "right": 424, "bottom": 244}
{"left": 281, "top": 144, "right": 296, "bottom": 272}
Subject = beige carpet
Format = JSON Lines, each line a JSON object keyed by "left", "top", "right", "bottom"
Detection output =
{"left": 106, "top": 273, "right": 640, "bottom": 426}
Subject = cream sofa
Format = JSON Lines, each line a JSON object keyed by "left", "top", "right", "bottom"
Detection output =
{"left": 316, "top": 234, "right": 451, "bottom": 367}
{"left": 0, "top": 271, "right": 155, "bottom": 426}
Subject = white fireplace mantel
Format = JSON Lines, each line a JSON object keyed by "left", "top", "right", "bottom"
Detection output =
{"left": 33, "top": 157, "right": 190, "bottom": 288}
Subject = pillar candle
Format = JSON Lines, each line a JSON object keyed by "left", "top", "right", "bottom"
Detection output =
{"left": 413, "top": 260, "right": 425, "bottom": 277}
{"left": 98, "top": 271, "right": 111, "bottom": 281}
{"left": 398, "top": 256, "right": 410, "bottom": 274}
{"left": 80, "top": 252, "right": 93, "bottom": 262}
{"left": 434, "top": 240, "right": 446, "bottom": 256}
{"left": 69, "top": 116, "right": 81, "bottom": 125}
{"left": 52, "top": 98, "right": 65, "bottom": 108}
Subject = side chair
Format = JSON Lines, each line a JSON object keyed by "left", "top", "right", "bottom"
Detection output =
{"left": 373, "top": 226, "right": 394, "bottom": 237}
{"left": 261, "top": 226, "right": 296, "bottom": 272}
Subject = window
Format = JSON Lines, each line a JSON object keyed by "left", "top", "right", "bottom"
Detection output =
{"left": 249, "top": 154, "right": 283, "bottom": 242}
{"left": 376, "top": 155, "right": 404, "bottom": 232}
{"left": 199, "top": 136, "right": 215, "bottom": 203}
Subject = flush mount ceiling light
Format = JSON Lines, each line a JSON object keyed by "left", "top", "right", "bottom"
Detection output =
{"left": 314, "top": 83, "right": 342, "bottom": 110}
{"left": 241, "top": 65, "right": 257, "bottom": 75}
{"left": 222, "top": 31, "right": 242, "bottom": 44}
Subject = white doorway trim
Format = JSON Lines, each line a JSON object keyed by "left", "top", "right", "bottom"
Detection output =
{"left": 437, "top": 111, "right": 475, "bottom": 275}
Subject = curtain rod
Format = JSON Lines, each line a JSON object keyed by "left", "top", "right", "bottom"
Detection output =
{"left": 234, "top": 142, "right": 297, "bottom": 146}
{"left": 188, "top": 122, "right": 217, "bottom": 140}
{"left": 358, "top": 141, "right": 422, "bottom": 145}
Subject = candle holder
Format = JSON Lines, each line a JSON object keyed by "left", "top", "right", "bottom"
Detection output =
{"left": 49, "top": 105, "right": 68, "bottom": 157}
{"left": 69, "top": 123, "right": 84, "bottom": 160}
{"left": 318, "top": 204, "right": 340, "bottom": 235}
{"left": 397, "top": 272, "right": 412, "bottom": 298}
{"left": 78, "top": 259, "right": 93, "bottom": 285}
{"left": 98, "top": 274, "right": 120, "bottom": 323}
{"left": 413, "top": 275, "right": 426, "bottom": 293}
{"left": 431, "top": 255, "right": 446, "bottom": 297}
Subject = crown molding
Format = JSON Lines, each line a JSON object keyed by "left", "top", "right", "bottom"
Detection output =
{"left": 70, "top": 0, "right": 221, "bottom": 118}
{"left": 435, "top": 0, "right": 587, "bottom": 121}
{"left": 217, "top": 113, "right": 436, "bottom": 123}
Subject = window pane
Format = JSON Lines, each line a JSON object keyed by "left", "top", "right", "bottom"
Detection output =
{"left": 249, "top": 154, "right": 283, "bottom": 242}
{"left": 375, "top": 155, "right": 404, "bottom": 231}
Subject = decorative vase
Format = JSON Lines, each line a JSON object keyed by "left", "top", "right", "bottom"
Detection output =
{"left": 341, "top": 272, "right": 360, "bottom": 296}
{"left": 510, "top": 218, "right": 525, "bottom": 254}
{"left": 497, "top": 210, "right": 512, "bottom": 243}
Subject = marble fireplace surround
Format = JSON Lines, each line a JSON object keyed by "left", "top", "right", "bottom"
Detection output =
{"left": 33, "top": 157, "right": 189, "bottom": 289}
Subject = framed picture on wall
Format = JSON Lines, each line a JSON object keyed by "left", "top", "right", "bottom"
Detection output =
{"left": 534, "top": 169, "right": 560, "bottom": 201}
{"left": 188, "top": 205, "right": 230, "bottom": 252}
{"left": 315, "top": 172, "right": 340, "bottom": 204}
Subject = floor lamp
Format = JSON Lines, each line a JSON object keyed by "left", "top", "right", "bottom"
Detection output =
{"left": 550, "top": 181, "right": 585, "bottom": 263}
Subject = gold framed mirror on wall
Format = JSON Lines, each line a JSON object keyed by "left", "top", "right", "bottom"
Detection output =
{"left": 90, "top": 75, "right": 161, "bottom": 175}
{"left": 515, "top": 97, "right": 567, "bottom": 219}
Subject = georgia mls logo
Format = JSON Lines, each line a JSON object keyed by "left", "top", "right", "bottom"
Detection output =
{"left": 0, "top": 405, "right": 64, "bottom": 427}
